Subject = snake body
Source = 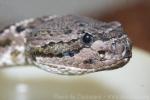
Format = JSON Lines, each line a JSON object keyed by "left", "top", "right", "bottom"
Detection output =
{"left": 0, "top": 15, "right": 132, "bottom": 75}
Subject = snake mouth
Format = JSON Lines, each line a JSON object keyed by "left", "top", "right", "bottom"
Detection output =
{"left": 33, "top": 56, "right": 130, "bottom": 75}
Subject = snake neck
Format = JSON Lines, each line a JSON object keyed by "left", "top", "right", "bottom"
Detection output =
{"left": 0, "top": 16, "right": 58, "bottom": 67}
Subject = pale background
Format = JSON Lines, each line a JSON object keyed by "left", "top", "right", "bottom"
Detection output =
{"left": 0, "top": 0, "right": 138, "bottom": 28}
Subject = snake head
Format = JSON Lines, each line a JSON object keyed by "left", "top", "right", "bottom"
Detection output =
{"left": 26, "top": 15, "right": 132, "bottom": 75}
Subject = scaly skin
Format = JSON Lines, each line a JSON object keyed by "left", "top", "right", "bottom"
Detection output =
{"left": 0, "top": 15, "right": 132, "bottom": 75}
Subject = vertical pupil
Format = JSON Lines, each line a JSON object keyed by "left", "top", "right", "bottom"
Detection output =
{"left": 83, "top": 33, "right": 92, "bottom": 43}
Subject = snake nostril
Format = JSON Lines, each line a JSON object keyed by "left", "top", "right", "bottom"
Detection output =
{"left": 98, "top": 50, "right": 105, "bottom": 55}
{"left": 98, "top": 50, "right": 106, "bottom": 59}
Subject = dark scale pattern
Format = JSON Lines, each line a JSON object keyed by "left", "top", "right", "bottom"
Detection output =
{"left": 16, "top": 26, "right": 25, "bottom": 33}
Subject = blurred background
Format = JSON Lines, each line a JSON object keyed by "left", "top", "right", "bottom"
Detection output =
{"left": 0, "top": 0, "right": 150, "bottom": 100}
{"left": 0, "top": 0, "right": 150, "bottom": 52}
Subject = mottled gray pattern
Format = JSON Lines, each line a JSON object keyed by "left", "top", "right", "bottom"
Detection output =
{"left": 0, "top": 15, "right": 132, "bottom": 75}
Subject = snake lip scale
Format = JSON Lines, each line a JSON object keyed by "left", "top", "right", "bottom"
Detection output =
{"left": 0, "top": 15, "right": 132, "bottom": 75}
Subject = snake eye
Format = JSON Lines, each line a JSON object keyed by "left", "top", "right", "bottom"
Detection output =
{"left": 82, "top": 33, "right": 93, "bottom": 44}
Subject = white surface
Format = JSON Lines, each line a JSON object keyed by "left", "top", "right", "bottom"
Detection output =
{"left": 0, "top": 47, "right": 150, "bottom": 100}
